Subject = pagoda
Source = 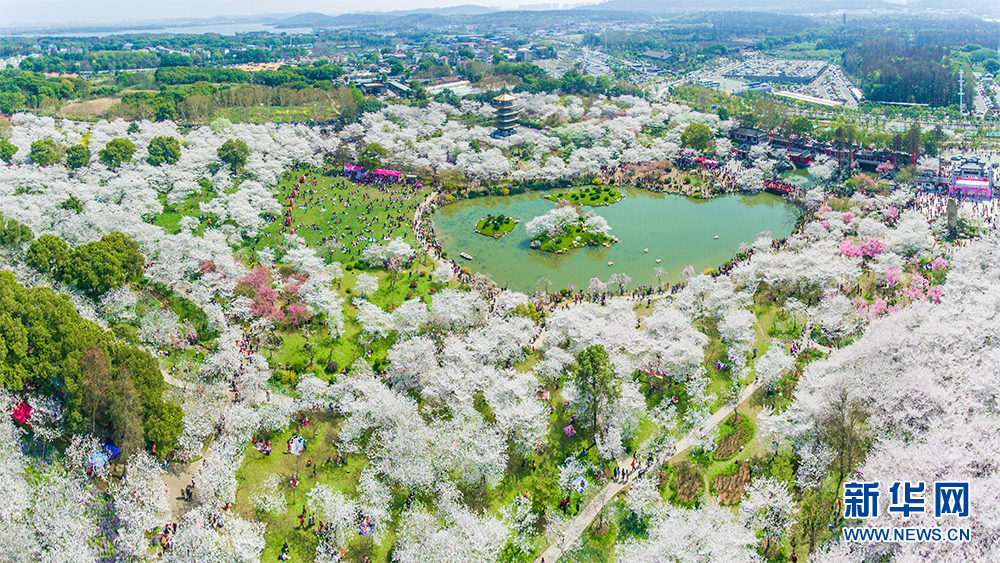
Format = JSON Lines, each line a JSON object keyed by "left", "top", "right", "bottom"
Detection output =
{"left": 493, "top": 92, "right": 517, "bottom": 138}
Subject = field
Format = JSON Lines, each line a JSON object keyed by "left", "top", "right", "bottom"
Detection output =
{"left": 215, "top": 102, "right": 341, "bottom": 124}
{"left": 57, "top": 97, "right": 121, "bottom": 119}
{"left": 767, "top": 43, "right": 843, "bottom": 61}
{"left": 254, "top": 165, "right": 430, "bottom": 265}
{"left": 232, "top": 411, "right": 388, "bottom": 562}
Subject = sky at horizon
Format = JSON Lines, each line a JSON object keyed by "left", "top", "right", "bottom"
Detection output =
{"left": 0, "top": 0, "right": 546, "bottom": 27}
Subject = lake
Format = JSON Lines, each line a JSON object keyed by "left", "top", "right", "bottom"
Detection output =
{"left": 432, "top": 187, "right": 799, "bottom": 293}
{"left": 5, "top": 23, "right": 317, "bottom": 37}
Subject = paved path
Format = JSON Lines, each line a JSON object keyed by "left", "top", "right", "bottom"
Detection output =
{"left": 161, "top": 371, "right": 203, "bottom": 391}
{"left": 536, "top": 378, "right": 762, "bottom": 563}
{"left": 162, "top": 459, "right": 200, "bottom": 522}
{"left": 161, "top": 370, "right": 294, "bottom": 408}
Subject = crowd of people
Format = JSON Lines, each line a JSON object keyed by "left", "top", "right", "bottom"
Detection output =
{"left": 260, "top": 164, "right": 426, "bottom": 262}
{"left": 913, "top": 189, "right": 1000, "bottom": 234}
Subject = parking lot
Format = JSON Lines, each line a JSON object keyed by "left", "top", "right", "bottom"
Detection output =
{"left": 778, "top": 65, "right": 860, "bottom": 109}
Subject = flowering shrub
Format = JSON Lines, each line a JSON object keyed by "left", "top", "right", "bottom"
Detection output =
{"left": 885, "top": 267, "right": 902, "bottom": 286}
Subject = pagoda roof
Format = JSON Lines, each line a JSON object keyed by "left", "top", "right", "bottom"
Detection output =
{"left": 494, "top": 93, "right": 516, "bottom": 102}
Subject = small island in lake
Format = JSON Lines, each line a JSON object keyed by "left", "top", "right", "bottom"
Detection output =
{"left": 559, "top": 185, "right": 624, "bottom": 207}
{"left": 475, "top": 214, "right": 518, "bottom": 239}
{"left": 525, "top": 204, "right": 617, "bottom": 253}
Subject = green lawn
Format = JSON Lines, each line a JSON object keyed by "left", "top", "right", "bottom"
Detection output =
{"left": 252, "top": 165, "right": 430, "bottom": 265}
{"left": 558, "top": 186, "right": 624, "bottom": 207}
{"left": 152, "top": 190, "right": 217, "bottom": 235}
{"left": 215, "top": 103, "right": 341, "bottom": 124}
{"left": 233, "top": 411, "right": 392, "bottom": 562}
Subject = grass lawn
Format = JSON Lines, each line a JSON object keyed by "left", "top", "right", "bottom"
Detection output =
{"left": 232, "top": 411, "right": 394, "bottom": 563}
{"left": 476, "top": 214, "right": 518, "bottom": 238}
{"left": 252, "top": 164, "right": 429, "bottom": 265}
{"left": 215, "top": 103, "right": 342, "bottom": 124}
{"left": 268, "top": 260, "right": 447, "bottom": 379}
{"left": 558, "top": 186, "right": 624, "bottom": 207}
{"left": 152, "top": 190, "right": 217, "bottom": 235}
{"left": 564, "top": 499, "right": 650, "bottom": 563}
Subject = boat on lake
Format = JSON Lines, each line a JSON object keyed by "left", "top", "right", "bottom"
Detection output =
{"left": 460, "top": 253, "right": 473, "bottom": 260}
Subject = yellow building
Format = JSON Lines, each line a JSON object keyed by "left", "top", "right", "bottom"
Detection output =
{"left": 493, "top": 92, "right": 517, "bottom": 138}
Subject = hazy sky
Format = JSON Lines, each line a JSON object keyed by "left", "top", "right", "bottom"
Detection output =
{"left": 0, "top": 0, "right": 520, "bottom": 26}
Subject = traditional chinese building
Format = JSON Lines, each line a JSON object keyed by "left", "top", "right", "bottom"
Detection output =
{"left": 948, "top": 159, "right": 994, "bottom": 199}
{"left": 493, "top": 92, "right": 517, "bottom": 138}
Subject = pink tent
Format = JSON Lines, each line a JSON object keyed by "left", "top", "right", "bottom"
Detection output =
{"left": 373, "top": 169, "right": 402, "bottom": 177}
{"left": 950, "top": 177, "right": 991, "bottom": 199}
{"left": 11, "top": 401, "right": 31, "bottom": 425}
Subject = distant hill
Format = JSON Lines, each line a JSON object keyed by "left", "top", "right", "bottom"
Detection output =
{"left": 272, "top": 8, "right": 650, "bottom": 30}
{"left": 581, "top": 0, "right": 998, "bottom": 15}
{"left": 580, "top": 0, "right": 897, "bottom": 14}
{"left": 389, "top": 5, "right": 499, "bottom": 16}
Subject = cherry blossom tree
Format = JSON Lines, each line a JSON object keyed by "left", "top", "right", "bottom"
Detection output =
{"left": 394, "top": 503, "right": 509, "bottom": 563}
{"left": 307, "top": 484, "right": 356, "bottom": 552}
{"left": 739, "top": 475, "right": 794, "bottom": 556}
{"left": 112, "top": 451, "right": 170, "bottom": 558}
{"left": 616, "top": 499, "right": 759, "bottom": 563}
{"left": 249, "top": 473, "right": 287, "bottom": 516}
{"left": 608, "top": 272, "right": 631, "bottom": 294}
{"left": 354, "top": 272, "right": 380, "bottom": 298}
{"left": 433, "top": 263, "right": 454, "bottom": 284}
{"left": 754, "top": 344, "right": 793, "bottom": 387}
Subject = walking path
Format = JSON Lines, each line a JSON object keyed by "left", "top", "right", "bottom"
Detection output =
{"left": 537, "top": 378, "right": 763, "bottom": 563}
{"left": 162, "top": 459, "right": 200, "bottom": 522}
{"left": 161, "top": 370, "right": 294, "bottom": 408}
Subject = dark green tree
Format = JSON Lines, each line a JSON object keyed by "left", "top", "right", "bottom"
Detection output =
{"left": 108, "top": 370, "right": 144, "bottom": 457}
{"left": 821, "top": 390, "right": 870, "bottom": 488}
{"left": 60, "top": 232, "right": 144, "bottom": 298}
{"left": 0, "top": 215, "right": 33, "bottom": 247}
{"left": 61, "top": 196, "right": 84, "bottom": 213}
{"left": 787, "top": 116, "right": 814, "bottom": 137}
{"left": 99, "top": 138, "right": 136, "bottom": 170}
{"left": 0, "top": 272, "right": 181, "bottom": 453}
{"left": 924, "top": 125, "right": 945, "bottom": 157}
{"left": 357, "top": 142, "right": 387, "bottom": 170}
{"left": 145, "top": 401, "right": 183, "bottom": 457}
{"left": 146, "top": 136, "right": 181, "bottom": 166}
{"left": 65, "top": 144, "right": 91, "bottom": 170}
{"left": 0, "top": 138, "right": 17, "bottom": 164}
{"left": 79, "top": 346, "right": 112, "bottom": 434}
{"left": 680, "top": 123, "right": 714, "bottom": 152}
{"left": 571, "top": 345, "right": 622, "bottom": 447}
{"left": 905, "top": 123, "right": 922, "bottom": 165}
{"left": 218, "top": 138, "right": 250, "bottom": 172}
{"left": 26, "top": 234, "right": 69, "bottom": 275}
{"left": 29, "top": 138, "right": 62, "bottom": 166}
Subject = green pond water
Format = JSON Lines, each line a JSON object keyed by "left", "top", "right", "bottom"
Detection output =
{"left": 781, "top": 168, "right": 816, "bottom": 188}
{"left": 433, "top": 187, "right": 799, "bottom": 293}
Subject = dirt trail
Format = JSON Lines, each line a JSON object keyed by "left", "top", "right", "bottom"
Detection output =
{"left": 162, "top": 459, "right": 200, "bottom": 522}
